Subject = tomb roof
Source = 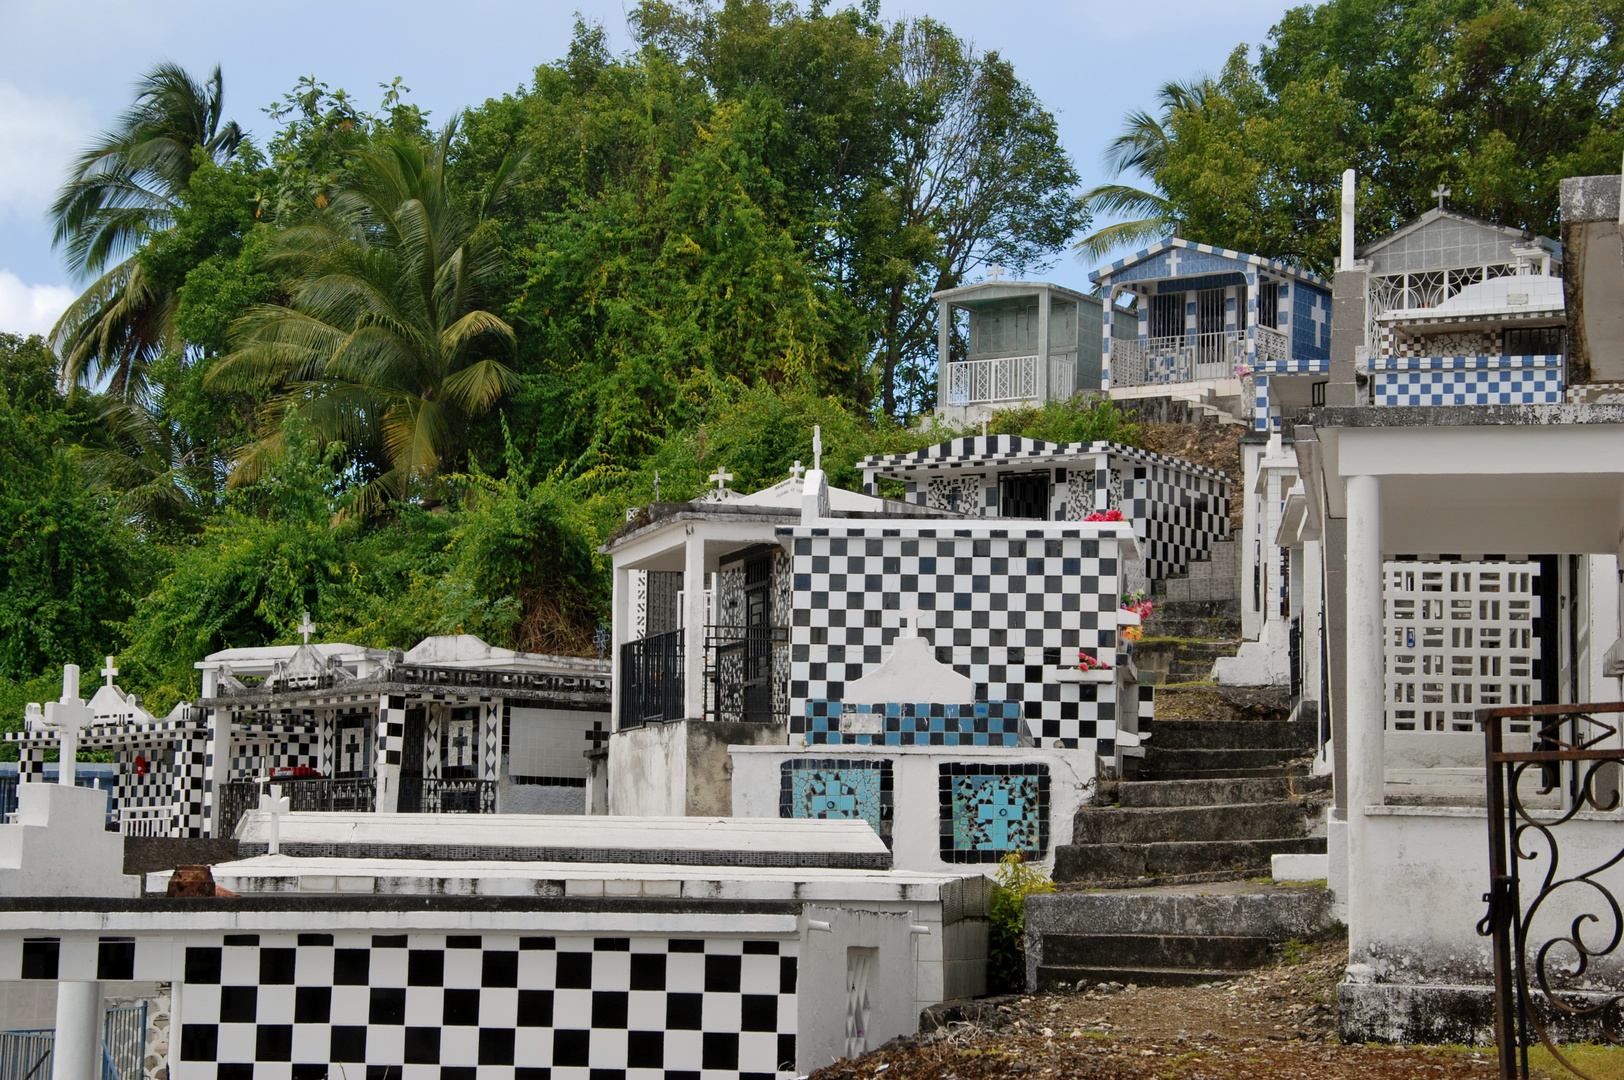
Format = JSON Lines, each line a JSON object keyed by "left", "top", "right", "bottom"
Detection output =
{"left": 1089, "top": 236, "right": 1328, "bottom": 288}
{"left": 856, "top": 433, "right": 1231, "bottom": 484}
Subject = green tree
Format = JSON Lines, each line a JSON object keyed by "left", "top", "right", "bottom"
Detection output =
{"left": 50, "top": 64, "right": 245, "bottom": 399}
{"left": 211, "top": 122, "right": 524, "bottom": 515}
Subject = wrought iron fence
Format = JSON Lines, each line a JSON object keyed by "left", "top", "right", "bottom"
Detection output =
{"left": 0, "top": 1030, "right": 52, "bottom": 1080}
{"left": 397, "top": 777, "right": 496, "bottom": 814}
{"left": 218, "top": 775, "right": 378, "bottom": 834}
{"left": 619, "top": 629, "right": 685, "bottom": 729}
{"left": 707, "top": 625, "right": 789, "bottom": 724}
{"left": 1477, "top": 701, "right": 1624, "bottom": 1079}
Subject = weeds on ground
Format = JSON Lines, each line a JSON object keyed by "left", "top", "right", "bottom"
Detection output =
{"left": 988, "top": 852, "right": 1056, "bottom": 994}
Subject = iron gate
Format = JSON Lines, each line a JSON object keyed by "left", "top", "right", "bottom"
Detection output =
{"left": 1477, "top": 701, "right": 1624, "bottom": 1079}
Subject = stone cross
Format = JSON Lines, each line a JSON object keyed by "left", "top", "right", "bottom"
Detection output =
{"left": 343, "top": 729, "right": 362, "bottom": 774}
{"left": 812, "top": 425, "right": 823, "bottom": 471}
{"left": 986, "top": 263, "right": 1004, "bottom": 281}
{"left": 41, "top": 665, "right": 94, "bottom": 786}
{"left": 653, "top": 470, "right": 660, "bottom": 502}
{"left": 101, "top": 656, "right": 118, "bottom": 688}
{"left": 450, "top": 725, "right": 471, "bottom": 767}
{"left": 258, "top": 784, "right": 290, "bottom": 855}
{"left": 709, "top": 466, "right": 734, "bottom": 494}
{"left": 789, "top": 460, "right": 805, "bottom": 480}
{"left": 1433, "top": 183, "right": 1451, "bottom": 211}
{"left": 297, "top": 612, "right": 317, "bottom": 644}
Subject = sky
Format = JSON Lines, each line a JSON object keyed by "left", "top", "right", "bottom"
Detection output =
{"left": 0, "top": 0, "right": 1294, "bottom": 337}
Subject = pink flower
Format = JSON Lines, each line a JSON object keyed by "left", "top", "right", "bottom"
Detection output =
{"left": 1084, "top": 509, "right": 1125, "bottom": 522}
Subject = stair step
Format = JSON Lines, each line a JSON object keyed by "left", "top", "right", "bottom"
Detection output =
{"left": 1149, "top": 720, "right": 1320, "bottom": 752}
{"left": 1053, "top": 836, "right": 1327, "bottom": 882}
{"left": 1027, "top": 884, "right": 1335, "bottom": 938}
{"left": 1143, "top": 747, "right": 1310, "bottom": 772}
{"left": 1140, "top": 765, "right": 1313, "bottom": 781}
{"left": 1117, "top": 775, "right": 1332, "bottom": 808}
{"left": 1071, "top": 802, "right": 1314, "bottom": 844}
{"left": 1042, "top": 933, "right": 1274, "bottom": 971}
{"left": 1036, "top": 965, "right": 1239, "bottom": 989}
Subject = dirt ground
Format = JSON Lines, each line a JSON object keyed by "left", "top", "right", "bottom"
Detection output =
{"left": 807, "top": 937, "right": 1554, "bottom": 1080}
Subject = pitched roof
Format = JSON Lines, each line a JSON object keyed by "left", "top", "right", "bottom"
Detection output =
{"left": 1089, "top": 236, "right": 1329, "bottom": 288}
{"left": 856, "top": 434, "right": 1231, "bottom": 483}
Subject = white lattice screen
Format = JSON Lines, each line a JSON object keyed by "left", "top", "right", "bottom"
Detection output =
{"left": 1385, "top": 561, "right": 1540, "bottom": 732}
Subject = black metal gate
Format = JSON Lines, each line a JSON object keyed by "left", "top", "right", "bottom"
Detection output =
{"left": 1478, "top": 701, "right": 1624, "bottom": 1079}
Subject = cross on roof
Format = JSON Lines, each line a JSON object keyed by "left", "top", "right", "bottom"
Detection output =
{"left": 986, "top": 263, "right": 1004, "bottom": 281}
{"left": 1433, "top": 183, "right": 1451, "bottom": 211}
{"left": 1166, "top": 248, "right": 1182, "bottom": 276}
{"left": 297, "top": 612, "right": 316, "bottom": 644}
{"left": 101, "top": 655, "right": 118, "bottom": 688}
{"left": 41, "top": 664, "right": 94, "bottom": 786}
{"left": 789, "top": 460, "right": 805, "bottom": 480}
{"left": 709, "top": 466, "right": 734, "bottom": 493}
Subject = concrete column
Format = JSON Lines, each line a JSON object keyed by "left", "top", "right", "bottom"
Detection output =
{"left": 374, "top": 694, "right": 401, "bottom": 814}
{"left": 936, "top": 299, "right": 952, "bottom": 411}
{"left": 51, "top": 980, "right": 101, "bottom": 1080}
{"left": 1100, "top": 289, "right": 1114, "bottom": 391}
{"left": 683, "top": 530, "right": 708, "bottom": 721}
{"left": 203, "top": 705, "right": 232, "bottom": 838}
{"left": 610, "top": 564, "right": 630, "bottom": 727}
{"left": 1036, "top": 287, "right": 1052, "bottom": 403}
{"left": 1344, "top": 473, "right": 1384, "bottom": 951}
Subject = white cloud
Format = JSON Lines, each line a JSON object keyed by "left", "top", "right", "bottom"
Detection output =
{"left": 0, "top": 81, "right": 90, "bottom": 220}
{"left": 0, "top": 271, "right": 74, "bottom": 337}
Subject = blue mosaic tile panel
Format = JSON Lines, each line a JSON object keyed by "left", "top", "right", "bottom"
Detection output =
{"left": 800, "top": 701, "right": 1026, "bottom": 746}
{"left": 938, "top": 762, "right": 1050, "bottom": 863}
{"left": 779, "top": 758, "right": 892, "bottom": 841}
{"left": 1371, "top": 357, "right": 1564, "bottom": 406}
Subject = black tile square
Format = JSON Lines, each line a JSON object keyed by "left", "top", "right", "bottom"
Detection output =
{"left": 588, "top": 1072, "right": 623, "bottom": 1080}
{"left": 97, "top": 937, "right": 135, "bottom": 982}
{"left": 447, "top": 935, "right": 482, "bottom": 949}
{"left": 297, "top": 934, "right": 332, "bottom": 947}
{"left": 183, "top": 946, "right": 220, "bottom": 985}
{"left": 256, "top": 1024, "right": 293, "bottom": 1062}
{"left": 330, "top": 1027, "right": 366, "bottom": 1062}
{"left": 179, "top": 1024, "right": 217, "bottom": 1061}
{"left": 294, "top": 986, "right": 330, "bottom": 1025}
{"left": 666, "top": 993, "right": 702, "bottom": 1030}
{"left": 740, "top": 994, "right": 777, "bottom": 1031}
{"left": 520, "top": 937, "right": 555, "bottom": 951}
{"left": 378, "top": 938, "right": 427, "bottom": 978}
{"left": 291, "top": 1064, "right": 327, "bottom": 1080}
{"left": 223, "top": 935, "right": 259, "bottom": 947}
{"left": 702, "top": 1032, "right": 739, "bottom": 1071}
{"left": 592, "top": 991, "right": 628, "bottom": 1029}
{"left": 778, "top": 1033, "right": 797, "bottom": 1071}
{"left": 552, "top": 1029, "right": 590, "bottom": 1067}
{"left": 627, "top": 1030, "right": 664, "bottom": 1069}
{"left": 741, "top": 941, "right": 778, "bottom": 955}
{"left": 443, "top": 988, "right": 480, "bottom": 1026}
{"left": 440, "top": 1070, "right": 475, "bottom": 1080}
{"left": 704, "top": 955, "right": 741, "bottom": 993}
{"left": 629, "top": 954, "right": 665, "bottom": 991}
{"left": 372, "top": 935, "right": 407, "bottom": 949}
{"left": 369, "top": 986, "right": 406, "bottom": 1025}
{"left": 780, "top": 957, "right": 797, "bottom": 994}
{"left": 479, "top": 1028, "right": 516, "bottom": 1066}
{"left": 518, "top": 988, "right": 554, "bottom": 1027}
{"left": 555, "top": 952, "right": 592, "bottom": 989}
{"left": 405, "top": 1026, "right": 441, "bottom": 1064}
{"left": 333, "top": 949, "right": 369, "bottom": 986}
{"left": 482, "top": 950, "right": 518, "bottom": 987}
{"left": 217, "top": 1065, "right": 253, "bottom": 1080}
{"left": 219, "top": 986, "right": 257, "bottom": 1024}
{"left": 514, "top": 1071, "right": 551, "bottom": 1080}
{"left": 260, "top": 948, "right": 297, "bottom": 985}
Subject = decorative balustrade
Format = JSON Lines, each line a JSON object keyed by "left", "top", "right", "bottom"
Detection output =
{"left": 946, "top": 355, "right": 1038, "bottom": 405}
{"left": 1254, "top": 325, "right": 1289, "bottom": 366}
{"left": 398, "top": 777, "right": 496, "bottom": 814}
{"left": 1110, "top": 330, "right": 1256, "bottom": 387}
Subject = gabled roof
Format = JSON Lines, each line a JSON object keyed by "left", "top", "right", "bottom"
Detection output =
{"left": 1357, "top": 207, "right": 1559, "bottom": 260}
{"left": 1089, "top": 236, "right": 1329, "bottom": 289}
{"left": 857, "top": 434, "right": 1231, "bottom": 484}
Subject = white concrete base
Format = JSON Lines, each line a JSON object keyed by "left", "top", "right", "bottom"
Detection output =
{"left": 1212, "top": 618, "right": 1292, "bottom": 686}
{"left": 1326, "top": 808, "right": 1348, "bottom": 924}
{"left": 1271, "top": 851, "right": 1329, "bottom": 883}
{"left": 0, "top": 783, "right": 139, "bottom": 897}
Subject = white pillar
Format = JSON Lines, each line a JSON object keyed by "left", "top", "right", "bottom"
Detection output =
{"left": 1339, "top": 168, "right": 1356, "bottom": 271}
{"left": 936, "top": 299, "right": 952, "bottom": 411}
{"left": 683, "top": 529, "right": 707, "bottom": 721}
{"left": 1036, "top": 287, "right": 1052, "bottom": 403}
{"left": 1344, "top": 473, "right": 1384, "bottom": 951}
{"left": 610, "top": 564, "right": 630, "bottom": 728}
{"left": 51, "top": 980, "right": 101, "bottom": 1080}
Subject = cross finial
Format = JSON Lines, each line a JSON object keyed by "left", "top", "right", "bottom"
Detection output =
{"left": 709, "top": 466, "right": 734, "bottom": 493}
{"left": 39, "top": 664, "right": 94, "bottom": 786}
{"left": 812, "top": 425, "right": 823, "bottom": 471}
{"left": 297, "top": 611, "right": 316, "bottom": 644}
{"left": 789, "top": 460, "right": 805, "bottom": 480}
{"left": 101, "top": 655, "right": 118, "bottom": 688}
{"left": 258, "top": 784, "right": 290, "bottom": 856}
{"left": 1432, "top": 183, "right": 1451, "bottom": 211}
{"left": 986, "top": 263, "right": 1004, "bottom": 281}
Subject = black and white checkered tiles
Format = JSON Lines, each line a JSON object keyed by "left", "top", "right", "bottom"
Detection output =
{"left": 782, "top": 528, "right": 1126, "bottom": 752}
{"left": 174, "top": 933, "right": 798, "bottom": 1080}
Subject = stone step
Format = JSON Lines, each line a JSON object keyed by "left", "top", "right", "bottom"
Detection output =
{"left": 1142, "top": 747, "right": 1311, "bottom": 773}
{"left": 1071, "top": 802, "right": 1315, "bottom": 845}
{"left": 1042, "top": 933, "right": 1274, "bottom": 972}
{"left": 1026, "top": 883, "right": 1335, "bottom": 938}
{"left": 1036, "top": 964, "right": 1237, "bottom": 990}
{"left": 1116, "top": 775, "right": 1332, "bottom": 808}
{"left": 1149, "top": 720, "right": 1320, "bottom": 752}
{"left": 1053, "top": 836, "right": 1327, "bottom": 883}
{"left": 1139, "top": 764, "right": 1313, "bottom": 781}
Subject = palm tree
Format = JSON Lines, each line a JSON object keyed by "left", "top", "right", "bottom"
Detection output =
{"left": 209, "top": 121, "right": 522, "bottom": 517}
{"left": 50, "top": 64, "right": 243, "bottom": 399}
{"left": 1073, "top": 78, "right": 1211, "bottom": 263}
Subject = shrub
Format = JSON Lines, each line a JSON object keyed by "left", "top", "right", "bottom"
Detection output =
{"left": 988, "top": 852, "right": 1057, "bottom": 994}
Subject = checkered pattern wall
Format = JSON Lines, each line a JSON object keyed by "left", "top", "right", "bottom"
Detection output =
{"left": 782, "top": 526, "right": 1127, "bottom": 752}
{"left": 1370, "top": 356, "right": 1564, "bottom": 406}
{"left": 165, "top": 931, "right": 799, "bottom": 1080}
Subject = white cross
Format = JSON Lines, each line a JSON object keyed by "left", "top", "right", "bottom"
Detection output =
{"left": 653, "top": 470, "right": 660, "bottom": 501}
{"left": 709, "top": 466, "right": 734, "bottom": 493}
{"left": 1166, "top": 248, "right": 1182, "bottom": 276}
{"left": 258, "top": 783, "right": 290, "bottom": 855}
{"left": 1433, "top": 183, "right": 1451, "bottom": 211}
{"left": 789, "top": 460, "right": 805, "bottom": 480}
{"left": 297, "top": 612, "right": 316, "bottom": 644}
{"left": 986, "top": 263, "right": 1004, "bottom": 281}
{"left": 40, "top": 665, "right": 94, "bottom": 786}
{"left": 812, "top": 425, "right": 823, "bottom": 471}
{"left": 101, "top": 656, "right": 118, "bottom": 688}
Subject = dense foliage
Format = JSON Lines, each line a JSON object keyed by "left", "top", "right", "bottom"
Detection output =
{"left": 1078, "top": 0, "right": 1624, "bottom": 271}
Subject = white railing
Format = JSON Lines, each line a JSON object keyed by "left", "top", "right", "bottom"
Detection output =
{"left": 1255, "top": 324, "right": 1288, "bottom": 366}
{"left": 118, "top": 805, "right": 174, "bottom": 837}
{"left": 946, "top": 355, "right": 1038, "bottom": 405}
{"left": 1109, "top": 331, "right": 1247, "bottom": 387}
{"left": 1050, "top": 357, "right": 1076, "bottom": 399}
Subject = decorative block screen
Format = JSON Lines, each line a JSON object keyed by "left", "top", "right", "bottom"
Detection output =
{"left": 1384, "top": 561, "right": 1540, "bottom": 732}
